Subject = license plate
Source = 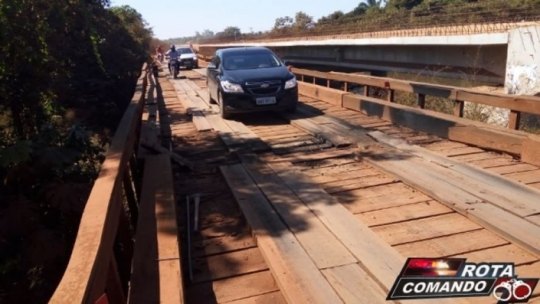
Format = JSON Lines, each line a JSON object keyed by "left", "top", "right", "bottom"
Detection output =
{"left": 256, "top": 97, "right": 277, "bottom": 105}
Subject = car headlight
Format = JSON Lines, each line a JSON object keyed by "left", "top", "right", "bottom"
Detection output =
{"left": 284, "top": 77, "right": 297, "bottom": 89}
{"left": 221, "top": 80, "right": 244, "bottom": 93}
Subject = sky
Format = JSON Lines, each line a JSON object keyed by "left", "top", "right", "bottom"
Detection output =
{"left": 110, "top": 0, "right": 361, "bottom": 39}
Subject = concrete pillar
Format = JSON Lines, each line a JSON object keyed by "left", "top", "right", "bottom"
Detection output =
{"left": 505, "top": 25, "right": 540, "bottom": 95}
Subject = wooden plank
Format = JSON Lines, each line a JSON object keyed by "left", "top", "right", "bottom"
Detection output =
{"left": 187, "top": 271, "right": 279, "bottom": 304}
{"left": 323, "top": 174, "right": 399, "bottom": 194}
{"left": 240, "top": 155, "right": 357, "bottom": 269}
{"left": 448, "top": 125, "right": 522, "bottom": 155}
{"left": 469, "top": 157, "right": 518, "bottom": 168}
{"left": 372, "top": 213, "right": 481, "bottom": 246}
{"left": 357, "top": 201, "right": 453, "bottom": 227}
{"left": 456, "top": 89, "right": 540, "bottom": 116}
{"left": 257, "top": 131, "right": 307, "bottom": 141}
{"left": 336, "top": 182, "right": 432, "bottom": 213}
{"left": 260, "top": 148, "right": 355, "bottom": 164}
{"left": 191, "top": 110, "right": 212, "bottom": 132}
{"left": 192, "top": 247, "right": 268, "bottom": 283}
{"left": 129, "top": 155, "right": 183, "bottom": 304}
{"left": 192, "top": 233, "right": 256, "bottom": 258}
{"left": 370, "top": 131, "right": 540, "bottom": 218}
{"left": 454, "top": 244, "right": 538, "bottom": 265}
{"left": 153, "top": 156, "right": 183, "bottom": 304}
{"left": 341, "top": 94, "right": 526, "bottom": 156}
{"left": 310, "top": 167, "right": 384, "bottom": 184}
{"left": 422, "top": 141, "right": 468, "bottom": 151}
{"left": 360, "top": 145, "right": 540, "bottom": 256}
{"left": 394, "top": 229, "right": 509, "bottom": 258}
{"left": 266, "top": 161, "right": 473, "bottom": 304}
{"left": 220, "top": 164, "right": 342, "bottom": 304}
{"left": 223, "top": 119, "right": 270, "bottom": 152}
{"left": 266, "top": 161, "right": 405, "bottom": 292}
{"left": 504, "top": 169, "right": 540, "bottom": 184}
{"left": 522, "top": 136, "right": 540, "bottom": 166}
{"left": 489, "top": 163, "right": 538, "bottom": 175}
{"left": 531, "top": 182, "right": 540, "bottom": 190}
{"left": 225, "top": 291, "right": 287, "bottom": 304}
{"left": 298, "top": 82, "right": 347, "bottom": 107}
{"left": 528, "top": 214, "right": 540, "bottom": 226}
{"left": 449, "top": 152, "right": 502, "bottom": 162}
{"left": 322, "top": 264, "right": 390, "bottom": 304}
{"left": 302, "top": 162, "right": 371, "bottom": 177}
{"left": 287, "top": 115, "right": 352, "bottom": 148}
{"left": 294, "top": 67, "right": 540, "bottom": 115}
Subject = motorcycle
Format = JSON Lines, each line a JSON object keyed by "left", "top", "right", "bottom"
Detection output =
{"left": 169, "top": 58, "right": 180, "bottom": 79}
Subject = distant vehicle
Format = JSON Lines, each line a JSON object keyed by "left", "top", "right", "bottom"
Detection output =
{"left": 206, "top": 47, "right": 298, "bottom": 119}
{"left": 177, "top": 46, "right": 198, "bottom": 69}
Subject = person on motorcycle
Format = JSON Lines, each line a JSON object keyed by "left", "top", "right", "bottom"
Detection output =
{"left": 166, "top": 45, "right": 179, "bottom": 75}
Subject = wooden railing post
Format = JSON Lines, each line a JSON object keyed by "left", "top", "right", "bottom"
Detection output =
{"left": 508, "top": 110, "right": 521, "bottom": 130}
{"left": 363, "top": 85, "right": 370, "bottom": 97}
{"left": 387, "top": 89, "right": 394, "bottom": 102}
{"left": 417, "top": 93, "right": 426, "bottom": 108}
{"left": 453, "top": 100, "right": 464, "bottom": 117}
{"left": 105, "top": 255, "right": 126, "bottom": 304}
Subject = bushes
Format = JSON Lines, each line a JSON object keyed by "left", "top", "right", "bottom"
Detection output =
{"left": 0, "top": 1, "right": 151, "bottom": 302}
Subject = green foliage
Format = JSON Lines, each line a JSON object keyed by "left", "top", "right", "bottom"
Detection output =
{"left": 294, "top": 11, "right": 314, "bottom": 30}
{"left": 0, "top": 1, "right": 151, "bottom": 302}
{"left": 217, "top": 26, "right": 242, "bottom": 39}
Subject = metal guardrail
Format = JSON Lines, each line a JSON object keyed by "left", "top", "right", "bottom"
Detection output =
{"left": 50, "top": 64, "right": 149, "bottom": 303}
{"left": 291, "top": 67, "right": 540, "bottom": 131}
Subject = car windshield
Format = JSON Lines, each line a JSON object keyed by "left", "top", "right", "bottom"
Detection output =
{"left": 178, "top": 48, "right": 193, "bottom": 54}
{"left": 223, "top": 52, "right": 282, "bottom": 70}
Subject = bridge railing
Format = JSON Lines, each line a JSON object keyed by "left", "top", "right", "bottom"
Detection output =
{"left": 291, "top": 67, "right": 540, "bottom": 131}
{"left": 50, "top": 64, "right": 149, "bottom": 304}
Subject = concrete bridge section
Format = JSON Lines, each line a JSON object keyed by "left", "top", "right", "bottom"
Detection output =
{"left": 197, "top": 24, "right": 540, "bottom": 96}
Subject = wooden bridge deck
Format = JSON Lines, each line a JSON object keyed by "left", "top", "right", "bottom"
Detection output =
{"left": 51, "top": 62, "right": 540, "bottom": 303}
{"left": 146, "top": 66, "right": 540, "bottom": 303}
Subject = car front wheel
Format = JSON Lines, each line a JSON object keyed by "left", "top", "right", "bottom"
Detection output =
{"left": 218, "top": 91, "right": 231, "bottom": 119}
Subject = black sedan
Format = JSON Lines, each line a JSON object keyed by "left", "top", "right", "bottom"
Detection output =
{"left": 207, "top": 47, "right": 298, "bottom": 119}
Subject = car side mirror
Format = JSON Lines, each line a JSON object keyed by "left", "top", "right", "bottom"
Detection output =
{"left": 208, "top": 62, "right": 217, "bottom": 69}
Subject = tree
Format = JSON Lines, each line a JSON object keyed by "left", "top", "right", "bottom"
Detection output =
{"left": 273, "top": 16, "right": 294, "bottom": 31}
{"left": 0, "top": 1, "right": 150, "bottom": 302}
{"left": 318, "top": 10, "right": 345, "bottom": 24}
{"left": 385, "top": 0, "right": 423, "bottom": 10}
{"left": 294, "top": 11, "right": 314, "bottom": 30}
{"left": 217, "top": 26, "right": 241, "bottom": 39}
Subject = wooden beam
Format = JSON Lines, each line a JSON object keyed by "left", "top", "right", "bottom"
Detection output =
{"left": 293, "top": 67, "right": 540, "bottom": 115}
{"left": 129, "top": 154, "right": 183, "bottom": 304}
{"left": 220, "top": 164, "right": 342, "bottom": 304}
{"left": 340, "top": 93, "right": 527, "bottom": 156}
{"left": 240, "top": 155, "right": 357, "bottom": 269}
{"left": 453, "top": 100, "right": 464, "bottom": 117}
{"left": 522, "top": 136, "right": 540, "bottom": 166}
{"left": 508, "top": 110, "right": 521, "bottom": 130}
{"left": 298, "top": 82, "right": 348, "bottom": 107}
{"left": 417, "top": 93, "right": 426, "bottom": 109}
{"left": 267, "top": 161, "right": 404, "bottom": 291}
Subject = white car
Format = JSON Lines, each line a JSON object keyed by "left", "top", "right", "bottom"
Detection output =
{"left": 177, "top": 46, "right": 198, "bottom": 69}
